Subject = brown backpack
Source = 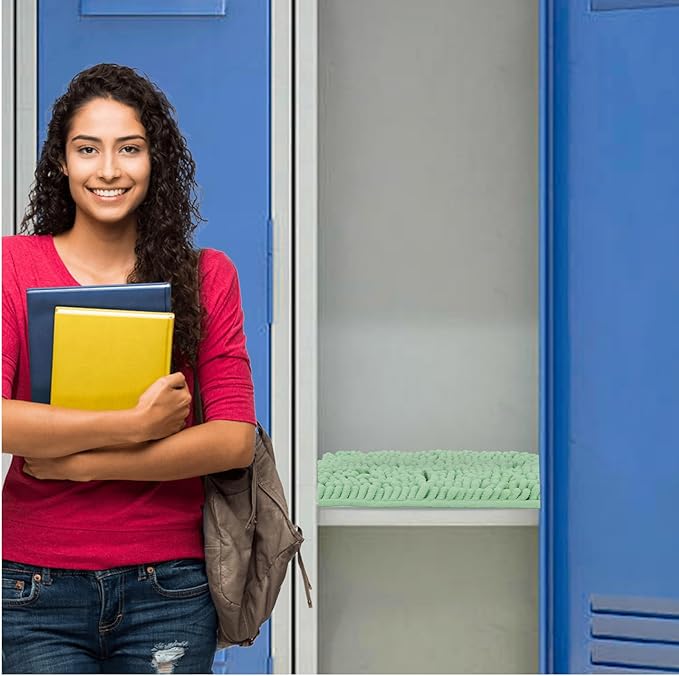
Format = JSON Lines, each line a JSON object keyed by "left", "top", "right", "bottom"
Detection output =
{"left": 194, "top": 371, "right": 313, "bottom": 649}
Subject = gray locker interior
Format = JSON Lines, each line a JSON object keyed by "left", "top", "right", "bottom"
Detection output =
{"left": 316, "top": 1, "right": 539, "bottom": 672}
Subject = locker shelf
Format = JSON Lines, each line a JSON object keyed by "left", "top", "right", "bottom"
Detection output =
{"left": 319, "top": 506, "right": 539, "bottom": 527}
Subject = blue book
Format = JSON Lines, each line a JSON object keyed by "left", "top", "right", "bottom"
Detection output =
{"left": 27, "top": 282, "right": 172, "bottom": 404}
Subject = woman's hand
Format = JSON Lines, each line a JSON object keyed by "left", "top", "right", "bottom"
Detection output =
{"left": 22, "top": 442, "right": 150, "bottom": 482}
{"left": 23, "top": 454, "right": 90, "bottom": 481}
{"left": 134, "top": 372, "right": 192, "bottom": 441}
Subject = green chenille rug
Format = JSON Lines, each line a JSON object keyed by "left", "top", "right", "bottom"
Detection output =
{"left": 318, "top": 450, "right": 540, "bottom": 508}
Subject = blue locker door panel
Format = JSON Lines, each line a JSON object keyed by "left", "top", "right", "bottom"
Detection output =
{"left": 38, "top": 2, "right": 270, "bottom": 673}
{"left": 545, "top": 1, "right": 679, "bottom": 672}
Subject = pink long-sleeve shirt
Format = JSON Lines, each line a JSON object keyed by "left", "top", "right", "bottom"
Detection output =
{"left": 2, "top": 234, "right": 256, "bottom": 569}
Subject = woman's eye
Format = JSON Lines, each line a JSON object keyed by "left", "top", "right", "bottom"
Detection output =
{"left": 121, "top": 146, "right": 140, "bottom": 154}
{"left": 78, "top": 146, "right": 96, "bottom": 155}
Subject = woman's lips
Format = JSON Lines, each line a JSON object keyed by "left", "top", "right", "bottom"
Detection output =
{"left": 87, "top": 187, "right": 131, "bottom": 202}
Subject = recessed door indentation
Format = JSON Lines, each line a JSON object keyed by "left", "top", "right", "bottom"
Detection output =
{"left": 592, "top": 0, "right": 679, "bottom": 10}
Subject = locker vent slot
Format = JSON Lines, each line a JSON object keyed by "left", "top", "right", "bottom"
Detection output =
{"left": 80, "top": 0, "right": 226, "bottom": 17}
{"left": 590, "top": 595, "right": 679, "bottom": 673}
{"left": 592, "top": 0, "right": 679, "bottom": 10}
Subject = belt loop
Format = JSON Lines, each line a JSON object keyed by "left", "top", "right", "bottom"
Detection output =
{"left": 41, "top": 567, "right": 52, "bottom": 585}
{"left": 138, "top": 564, "right": 148, "bottom": 581}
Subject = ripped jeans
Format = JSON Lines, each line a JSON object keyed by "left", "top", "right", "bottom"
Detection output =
{"left": 2, "top": 558, "right": 218, "bottom": 674}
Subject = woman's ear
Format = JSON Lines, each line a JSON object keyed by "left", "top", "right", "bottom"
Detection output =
{"left": 59, "top": 158, "right": 68, "bottom": 177}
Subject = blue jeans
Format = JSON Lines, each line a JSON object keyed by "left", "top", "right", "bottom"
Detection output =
{"left": 2, "top": 558, "right": 218, "bottom": 674}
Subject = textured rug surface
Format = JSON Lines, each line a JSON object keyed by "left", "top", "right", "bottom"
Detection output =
{"left": 318, "top": 450, "right": 540, "bottom": 508}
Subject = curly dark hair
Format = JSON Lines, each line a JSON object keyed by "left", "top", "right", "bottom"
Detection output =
{"left": 20, "top": 63, "right": 205, "bottom": 369}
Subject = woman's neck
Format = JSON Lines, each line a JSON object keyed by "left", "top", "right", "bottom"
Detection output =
{"left": 53, "top": 219, "right": 138, "bottom": 286}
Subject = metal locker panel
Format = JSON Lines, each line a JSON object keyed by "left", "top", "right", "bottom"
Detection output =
{"left": 542, "top": 0, "right": 679, "bottom": 672}
{"left": 37, "top": 1, "right": 271, "bottom": 673}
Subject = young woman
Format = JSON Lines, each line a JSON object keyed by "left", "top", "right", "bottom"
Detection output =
{"left": 2, "top": 63, "right": 256, "bottom": 674}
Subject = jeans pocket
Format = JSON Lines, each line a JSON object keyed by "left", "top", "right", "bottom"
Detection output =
{"left": 148, "top": 559, "right": 210, "bottom": 600}
{"left": 2, "top": 566, "right": 42, "bottom": 608}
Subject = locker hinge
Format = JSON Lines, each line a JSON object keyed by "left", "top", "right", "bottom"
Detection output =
{"left": 266, "top": 217, "right": 274, "bottom": 325}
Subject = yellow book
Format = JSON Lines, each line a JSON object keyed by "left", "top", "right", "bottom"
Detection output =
{"left": 50, "top": 306, "right": 175, "bottom": 410}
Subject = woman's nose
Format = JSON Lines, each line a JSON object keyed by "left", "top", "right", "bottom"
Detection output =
{"left": 97, "top": 158, "right": 121, "bottom": 180}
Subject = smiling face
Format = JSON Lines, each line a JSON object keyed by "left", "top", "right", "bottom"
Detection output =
{"left": 61, "top": 97, "right": 151, "bottom": 230}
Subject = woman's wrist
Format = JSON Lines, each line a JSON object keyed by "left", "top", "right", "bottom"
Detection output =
{"left": 114, "top": 408, "right": 147, "bottom": 445}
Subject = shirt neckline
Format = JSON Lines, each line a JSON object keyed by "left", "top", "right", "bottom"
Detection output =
{"left": 46, "top": 234, "right": 82, "bottom": 287}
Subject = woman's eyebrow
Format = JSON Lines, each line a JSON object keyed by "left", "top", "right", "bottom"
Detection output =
{"left": 70, "top": 134, "right": 147, "bottom": 143}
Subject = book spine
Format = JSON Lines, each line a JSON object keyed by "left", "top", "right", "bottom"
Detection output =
{"left": 165, "top": 316, "right": 175, "bottom": 375}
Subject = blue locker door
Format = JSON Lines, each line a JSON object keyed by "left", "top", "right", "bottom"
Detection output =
{"left": 543, "top": 0, "right": 679, "bottom": 672}
{"left": 38, "top": 1, "right": 271, "bottom": 673}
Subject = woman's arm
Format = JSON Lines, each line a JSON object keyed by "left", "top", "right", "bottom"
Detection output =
{"left": 2, "top": 399, "right": 142, "bottom": 458}
{"left": 3, "top": 372, "right": 192, "bottom": 459}
{"left": 23, "top": 419, "right": 255, "bottom": 481}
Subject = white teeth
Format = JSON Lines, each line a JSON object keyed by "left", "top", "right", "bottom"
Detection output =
{"left": 91, "top": 188, "right": 127, "bottom": 197}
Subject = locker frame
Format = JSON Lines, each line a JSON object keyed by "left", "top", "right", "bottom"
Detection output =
{"left": 9, "top": 0, "right": 36, "bottom": 238}
{"left": 2, "top": 0, "right": 15, "bottom": 238}
{"left": 539, "top": 0, "right": 553, "bottom": 672}
{"left": 1, "top": 0, "right": 21, "bottom": 486}
{"left": 271, "top": 0, "right": 295, "bottom": 672}
{"left": 294, "top": 0, "right": 544, "bottom": 672}
{"left": 293, "top": 0, "right": 319, "bottom": 673}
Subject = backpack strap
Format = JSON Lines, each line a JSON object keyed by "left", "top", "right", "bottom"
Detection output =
{"left": 245, "top": 462, "right": 258, "bottom": 530}
{"left": 296, "top": 530, "right": 313, "bottom": 608}
{"left": 193, "top": 365, "right": 258, "bottom": 529}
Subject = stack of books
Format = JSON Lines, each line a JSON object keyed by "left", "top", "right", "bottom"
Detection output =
{"left": 27, "top": 283, "right": 174, "bottom": 409}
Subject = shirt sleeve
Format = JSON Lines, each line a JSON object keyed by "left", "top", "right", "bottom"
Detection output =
{"left": 196, "top": 250, "right": 256, "bottom": 425}
{"left": 2, "top": 244, "right": 20, "bottom": 400}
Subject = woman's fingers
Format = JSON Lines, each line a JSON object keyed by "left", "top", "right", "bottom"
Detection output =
{"left": 134, "top": 372, "right": 193, "bottom": 440}
{"left": 165, "top": 371, "right": 187, "bottom": 389}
